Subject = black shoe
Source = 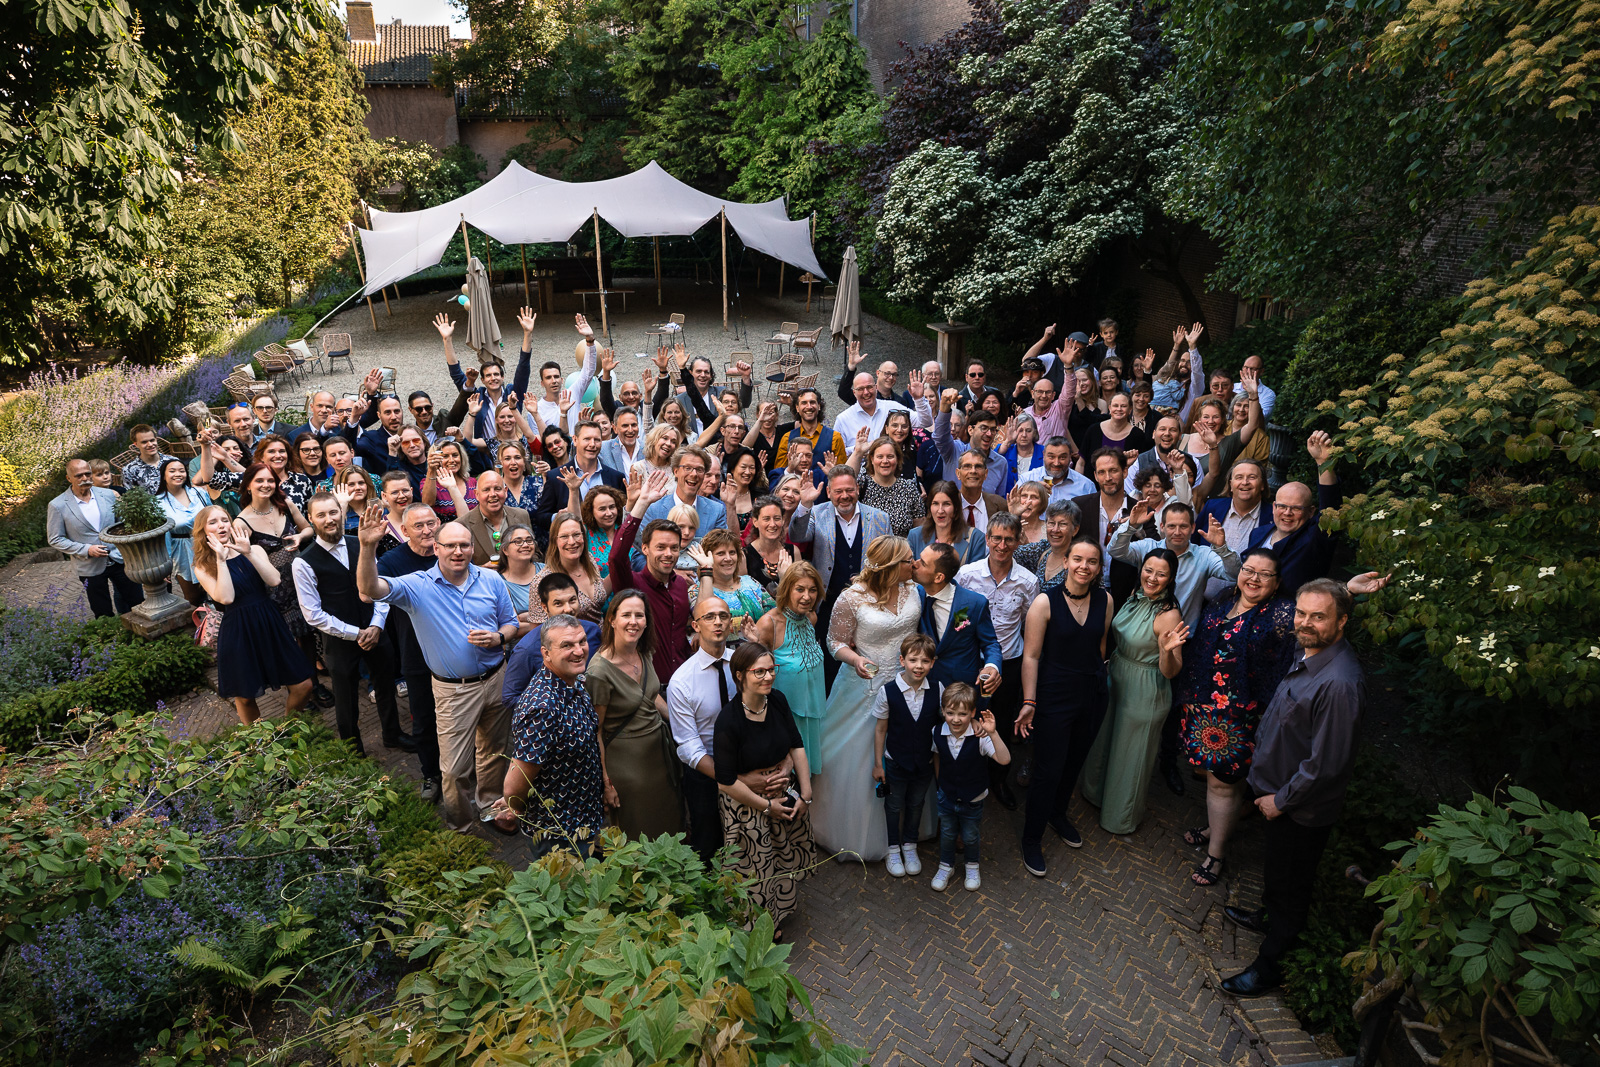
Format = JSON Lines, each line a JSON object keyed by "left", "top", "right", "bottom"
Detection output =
{"left": 1160, "top": 762, "right": 1186, "bottom": 796}
{"left": 1015, "top": 756, "right": 1033, "bottom": 788}
{"left": 1224, "top": 905, "right": 1269, "bottom": 934}
{"left": 994, "top": 780, "right": 1018, "bottom": 811}
{"left": 1050, "top": 818, "right": 1083, "bottom": 848}
{"left": 1221, "top": 963, "right": 1281, "bottom": 997}
{"left": 384, "top": 732, "right": 418, "bottom": 752}
{"left": 311, "top": 683, "right": 335, "bottom": 709}
{"left": 1022, "top": 841, "right": 1047, "bottom": 877}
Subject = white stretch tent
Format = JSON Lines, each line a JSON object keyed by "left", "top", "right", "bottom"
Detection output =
{"left": 353, "top": 161, "right": 829, "bottom": 328}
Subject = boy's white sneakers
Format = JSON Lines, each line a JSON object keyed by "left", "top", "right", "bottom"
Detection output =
{"left": 931, "top": 863, "right": 955, "bottom": 891}
{"left": 964, "top": 864, "right": 981, "bottom": 892}
{"left": 901, "top": 846, "right": 922, "bottom": 876}
{"left": 885, "top": 845, "right": 905, "bottom": 878}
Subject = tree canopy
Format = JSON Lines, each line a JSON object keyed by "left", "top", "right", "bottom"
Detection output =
{"left": 0, "top": 0, "right": 333, "bottom": 361}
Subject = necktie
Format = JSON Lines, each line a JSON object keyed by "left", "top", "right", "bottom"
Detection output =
{"left": 967, "top": 504, "right": 976, "bottom": 527}
{"left": 715, "top": 659, "right": 730, "bottom": 708}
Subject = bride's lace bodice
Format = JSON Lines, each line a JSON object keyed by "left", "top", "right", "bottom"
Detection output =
{"left": 828, "top": 582, "right": 921, "bottom": 689}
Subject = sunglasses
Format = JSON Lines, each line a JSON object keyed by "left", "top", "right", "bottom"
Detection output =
{"left": 412, "top": 404, "right": 433, "bottom": 413}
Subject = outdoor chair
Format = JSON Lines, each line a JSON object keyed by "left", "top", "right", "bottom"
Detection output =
{"left": 321, "top": 332, "right": 354, "bottom": 375}
{"left": 763, "top": 321, "right": 799, "bottom": 363}
{"left": 791, "top": 327, "right": 824, "bottom": 366}
{"left": 820, "top": 285, "right": 837, "bottom": 311}
{"left": 762, "top": 350, "right": 803, "bottom": 402}
{"left": 646, "top": 312, "right": 685, "bottom": 351}
{"left": 255, "top": 347, "right": 299, "bottom": 387}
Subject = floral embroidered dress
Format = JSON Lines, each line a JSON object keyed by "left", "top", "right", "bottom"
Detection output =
{"left": 1178, "top": 594, "right": 1297, "bottom": 780}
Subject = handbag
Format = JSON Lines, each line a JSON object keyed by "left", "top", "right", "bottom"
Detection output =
{"left": 193, "top": 603, "right": 222, "bottom": 649}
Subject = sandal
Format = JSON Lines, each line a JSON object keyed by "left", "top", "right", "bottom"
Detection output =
{"left": 1191, "top": 854, "right": 1225, "bottom": 886}
{"left": 1181, "top": 825, "right": 1211, "bottom": 849}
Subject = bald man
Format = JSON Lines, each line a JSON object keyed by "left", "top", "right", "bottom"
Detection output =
{"left": 1245, "top": 432, "right": 1342, "bottom": 595}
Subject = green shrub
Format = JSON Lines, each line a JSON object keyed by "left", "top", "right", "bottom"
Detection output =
{"left": 0, "top": 633, "right": 211, "bottom": 752}
{"left": 335, "top": 832, "right": 861, "bottom": 1066}
{"left": 381, "top": 831, "right": 509, "bottom": 925}
{"left": 1350, "top": 788, "right": 1600, "bottom": 1065}
{"left": 1273, "top": 280, "right": 1457, "bottom": 439}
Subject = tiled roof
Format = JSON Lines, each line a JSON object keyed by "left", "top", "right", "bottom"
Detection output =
{"left": 350, "top": 24, "right": 452, "bottom": 86}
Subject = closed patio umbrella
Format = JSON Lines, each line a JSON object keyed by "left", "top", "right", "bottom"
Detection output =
{"left": 829, "top": 245, "right": 860, "bottom": 349}
{"left": 464, "top": 256, "right": 502, "bottom": 363}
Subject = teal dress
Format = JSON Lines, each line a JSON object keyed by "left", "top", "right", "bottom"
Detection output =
{"left": 771, "top": 610, "right": 826, "bottom": 772}
{"left": 1081, "top": 593, "right": 1173, "bottom": 834}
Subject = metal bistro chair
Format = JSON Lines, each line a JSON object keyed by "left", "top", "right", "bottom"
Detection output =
{"left": 321, "top": 332, "right": 354, "bottom": 376}
{"left": 791, "top": 327, "right": 824, "bottom": 367}
{"left": 761, "top": 349, "right": 803, "bottom": 402}
{"left": 255, "top": 346, "right": 299, "bottom": 387}
{"left": 646, "top": 312, "right": 685, "bottom": 353}
{"left": 763, "top": 320, "right": 799, "bottom": 363}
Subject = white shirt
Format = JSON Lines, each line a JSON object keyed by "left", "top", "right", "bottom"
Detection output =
{"left": 835, "top": 507, "right": 861, "bottom": 546}
{"left": 74, "top": 493, "right": 101, "bottom": 530}
{"left": 925, "top": 583, "right": 956, "bottom": 641}
{"left": 535, "top": 396, "right": 562, "bottom": 433}
{"left": 955, "top": 559, "right": 1039, "bottom": 660}
{"left": 958, "top": 491, "right": 989, "bottom": 537}
{"left": 1095, "top": 494, "right": 1131, "bottom": 587}
{"left": 290, "top": 536, "right": 390, "bottom": 640}
{"left": 1234, "top": 380, "right": 1277, "bottom": 419}
{"left": 871, "top": 673, "right": 933, "bottom": 721}
{"left": 1045, "top": 467, "right": 1096, "bottom": 502}
{"left": 833, "top": 396, "right": 933, "bottom": 455}
{"left": 666, "top": 645, "right": 736, "bottom": 770}
{"left": 937, "top": 723, "right": 997, "bottom": 800}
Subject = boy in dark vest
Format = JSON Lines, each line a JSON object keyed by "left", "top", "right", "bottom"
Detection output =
{"left": 871, "top": 633, "right": 941, "bottom": 879}
{"left": 291, "top": 491, "right": 405, "bottom": 757}
{"left": 931, "top": 682, "right": 1011, "bottom": 892}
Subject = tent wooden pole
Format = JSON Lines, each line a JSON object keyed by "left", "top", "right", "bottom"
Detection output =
{"left": 593, "top": 210, "right": 609, "bottom": 341}
{"left": 347, "top": 223, "right": 379, "bottom": 332}
{"left": 486, "top": 243, "right": 493, "bottom": 292}
{"left": 459, "top": 217, "right": 473, "bottom": 263}
{"left": 359, "top": 200, "right": 392, "bottom": 316}
{"left": 653, "top": 236, "right": 662, "bottom": 306}
{"left": 778, "top": 260, "right": 785, "bottom": 299}
{"left": 520, "top": 245, "right": 530, "bottom": 305}
{"left": 720, "top": 208, "right": 729, "bottom": 331}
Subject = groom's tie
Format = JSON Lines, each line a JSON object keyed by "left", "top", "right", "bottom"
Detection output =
{"left": 921, "top": 590, "right": 939, "bottom": 643}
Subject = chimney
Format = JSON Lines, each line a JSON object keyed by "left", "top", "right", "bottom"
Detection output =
{"left": 346, "top": 1, "right": 377, "bottom": 43}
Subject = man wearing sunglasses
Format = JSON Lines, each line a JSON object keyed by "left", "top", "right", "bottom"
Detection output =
{"left": 408, "top": 391, "right": 440, "bottom": 445}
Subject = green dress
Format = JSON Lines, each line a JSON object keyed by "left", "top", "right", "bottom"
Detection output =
{"left": 771, "top": 610, "right": 826, "bottom": 772}
{"left": 585, "top": 655, "right": 683, "bottom": 840}
{"left": 1081, "top": 594, "right": 1172, "bottom": 834}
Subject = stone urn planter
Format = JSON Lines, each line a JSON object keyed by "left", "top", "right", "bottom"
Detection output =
{"left": 1265, "top": 423, "right": 1296, "bottom": 491}
{"left": 101, "top": 519, "right": 191, "bottom": 638}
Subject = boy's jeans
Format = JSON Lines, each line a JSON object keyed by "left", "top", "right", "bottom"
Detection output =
{"left": 883, "top": 754, "right": 933, "bottom": 848}
{"left": 937, "top": 788, "right": 984, "bottom": 866}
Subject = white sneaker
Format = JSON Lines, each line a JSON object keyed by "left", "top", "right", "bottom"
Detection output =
{"left": 901, "top": 846, "right": 922, "bottom": 876}
{"left": 396, "top": 680, "right": 409, "bottom": 697}
{"left": 964, "top": 864, "right": 981, "bottom": 892}
{"left": 885, "top": 845, "right": 905, "bottom": 878}
{"left": 930, "top": 863, "right": 954, "bottom": 892}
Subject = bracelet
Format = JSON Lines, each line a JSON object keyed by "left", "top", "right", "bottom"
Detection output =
{"left": 1020, "top": 699, "right": 1037, "bottom": 708}
{"left": 766, "top": 798, "right": 773, "bottom": 812}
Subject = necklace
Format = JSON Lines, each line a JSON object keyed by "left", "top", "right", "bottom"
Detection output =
{"left": 742, "top": 700, "right": 767, "bottom": 719}
{"left": 1064, "top": 585, "right": 1091, "bottom": 600}
{"left": 248, "top": 501, "right": 275, "bottom": 516}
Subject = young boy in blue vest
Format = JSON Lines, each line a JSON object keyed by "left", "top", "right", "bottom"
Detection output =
{"left": 931, "top": 682, "right": 1011, "bottom": 892}
{"left": 871, "top": 633, "right": 941, "bottom": 879}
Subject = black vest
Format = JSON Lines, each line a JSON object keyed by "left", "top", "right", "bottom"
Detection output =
{"left": 883, "top": 678, "right": 942, "bottom": 769}
{"left": 827, "top": 515, "right": 863, "bottom": 599}
{"left": 298, "top": 536, "right": 373, "bottom": 631}
{"left": 936, "top": 732, "right": 988, "bottom": 802}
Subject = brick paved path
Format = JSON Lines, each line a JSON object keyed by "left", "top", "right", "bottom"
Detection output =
{"left": 1, "top": 549, "right": 1331, "bottom": 1066}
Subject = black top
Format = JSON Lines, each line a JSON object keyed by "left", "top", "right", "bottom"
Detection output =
{"left": 713, "top": 689, "right": 802, "bottom": 784}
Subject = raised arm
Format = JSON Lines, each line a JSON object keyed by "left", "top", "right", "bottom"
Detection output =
{"left": 510, "top": 307, "right": 536, "bottom": 401}
{"left": 354, "top": 504, "right": 393, "bottom": 601}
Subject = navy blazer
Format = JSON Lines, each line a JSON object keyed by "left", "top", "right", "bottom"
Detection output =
{"left": 918, "top": 584, "right": 1003, "bottom": 690}
{"left": 1193, "top": 496, "right": 1274, "bottom": 548}
{"left": 532, "top": 463, "right": 626, "bottom": 540}
{"left": 1246, "top": 480, "right": 1343, "bottom": 596}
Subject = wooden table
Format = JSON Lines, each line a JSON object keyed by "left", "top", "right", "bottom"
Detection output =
{"left": 574, "top": 288, "right": 635, "bottom": 316}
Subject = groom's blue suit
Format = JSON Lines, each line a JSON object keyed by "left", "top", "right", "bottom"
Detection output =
{"left": 917, "top": 584, "right": 1003, "bottom": 691}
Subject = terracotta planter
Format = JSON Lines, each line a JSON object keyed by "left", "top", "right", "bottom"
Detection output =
{"left": 101, "top": 522, "right": 191, "bottom": 637}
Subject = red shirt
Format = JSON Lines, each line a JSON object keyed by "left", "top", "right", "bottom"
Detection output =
{"left": 609, "top": 514, "right": 692, "bottom": 683}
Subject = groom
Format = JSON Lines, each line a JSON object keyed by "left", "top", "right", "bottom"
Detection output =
{"left": 913, "top": 543, "right": 1003, "bottom": 696}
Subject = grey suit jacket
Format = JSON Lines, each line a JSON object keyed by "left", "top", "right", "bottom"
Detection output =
{"left": 460, "top": 504, "right": 532, "bottom": 566}
{"left": 46, "top": 487, "right": 125, "bottom": 576}
{"left": 788, "top": 501, "right": 892, "bottom": 593}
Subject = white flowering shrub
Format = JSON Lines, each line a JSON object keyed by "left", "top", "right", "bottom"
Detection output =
{"left": 877, "top": 0, "right": 1183, "bottom": 323}
{"left": 1322, "top": 207, "right": 1600, "bottom": 722}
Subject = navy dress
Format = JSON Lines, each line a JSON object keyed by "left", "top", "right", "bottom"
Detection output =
{"left": 215, "top": 555, "right": 312, "bottom": 700}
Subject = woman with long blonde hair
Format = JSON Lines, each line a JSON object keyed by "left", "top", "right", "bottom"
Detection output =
{"left": 809, "top": 534, "right": 921, "bottom": 863}
{"left": 191, "top": 505, "right": 313, "bottom": 725}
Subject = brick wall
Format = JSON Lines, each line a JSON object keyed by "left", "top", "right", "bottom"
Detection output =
{"left": 362, "top": 86, "right": 458, "bottom": 149}
{"left": 1109, "top": 232, "right": 1241, "bottom": 352}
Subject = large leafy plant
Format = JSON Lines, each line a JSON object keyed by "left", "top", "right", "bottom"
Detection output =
{"left": 1351, "top": 788, "right": 1600, "bottom": 1064}
{"left": 334, "top": 831, "right": 861, "bottom": 1066}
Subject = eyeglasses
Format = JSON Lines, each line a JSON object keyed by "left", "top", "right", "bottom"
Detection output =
{"left": 412, "top": 405, "right": 433, "bottom": 413}
{"left": 695, "top": 611, "right": 731, "bottom": 622}
{"left": 503, "top": 537, "right": 536, "bottom": 548}
{"left": 1239, "top": 567, "right": 1278, "bottom": 581}
{"left": 1273, "top": 502, "right": 1311, "bottom": 513}
{"left": 746, "top": 666, "right": 777, "bottom": 677}
{"left": 439, "top": 542, "right": 473, "bottom": 552}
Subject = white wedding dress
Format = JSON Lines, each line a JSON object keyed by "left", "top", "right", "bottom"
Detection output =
{"left": 810, "top": 581, "right": 929, "bottom": 863}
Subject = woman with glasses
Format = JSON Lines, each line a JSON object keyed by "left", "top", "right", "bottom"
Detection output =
{"left": 289, "top": 432, "right": 328, "bottom": 489}
{"left": 1176, "top": 546, "right": 1296, "bottom": 886}
{"left": 1014, "top": 499, "right": 1082, "bottom": 592}
{"left": 1003, "top": 414, "right": 1046, "bottom": 488}
{"left": 587, "top": 589, "right": 682, "bottom": 840}
{"left": 493, "top": 523, "right": 541, "bottom": 622}
{"left": 714, "top": 641, "right": 814, "bottom": 933}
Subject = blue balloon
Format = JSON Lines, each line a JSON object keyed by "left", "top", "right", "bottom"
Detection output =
{"left": 456, "top": 294, "right": 470, "bottom": 307}
{"left": 564, "top": 370, "right": 600, "bottom": 404}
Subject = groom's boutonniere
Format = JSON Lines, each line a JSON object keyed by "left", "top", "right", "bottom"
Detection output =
{"left": 951, "top": 608, "right": 971, "bottom": 633}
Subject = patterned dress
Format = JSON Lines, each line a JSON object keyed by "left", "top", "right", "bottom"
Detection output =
{"left": 512, "top": 667, "right": 605, "bottom": 851}
{"left": 1178, "top": 595, "right": 1297, "bottom": 782}
{"left": 1016, "top": 541, "right": 1069, "bottom": 593}
{"left": 587, "top": 527, "right": 615, "bottom": 580}
{"left": 859, "top": 476, "right": 926, "bottom": 536}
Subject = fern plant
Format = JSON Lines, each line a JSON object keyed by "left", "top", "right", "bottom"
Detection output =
{"left": 170, "top": 906, "right": 315, "bottom": 1013}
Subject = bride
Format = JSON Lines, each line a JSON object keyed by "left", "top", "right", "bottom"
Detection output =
{"left": 812, "top": 534, "right": 923, "bottom": 862}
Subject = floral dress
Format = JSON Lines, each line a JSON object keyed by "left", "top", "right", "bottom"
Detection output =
{"left": 1178, "top": 595, "right": 1297, "bottom": 781}
{"left": 587, "top": 527, "right": 615, "bottom": 580}
{"left": 1015, "top": 541, "right": 1068, "bottom": 593}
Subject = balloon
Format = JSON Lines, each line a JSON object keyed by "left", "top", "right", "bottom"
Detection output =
{"left": 564, "top": 370, "right": 600, "bottom": 404}
{"left": 457, "top": 295, "right": 470, "bottom": 307}
{"left": 461, "top": 283, "right": 470, "bottom": 295}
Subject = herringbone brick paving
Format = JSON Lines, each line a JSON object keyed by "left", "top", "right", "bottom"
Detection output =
{"left": 1, "top": 555, "right": 1329, "bottom": 1066}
